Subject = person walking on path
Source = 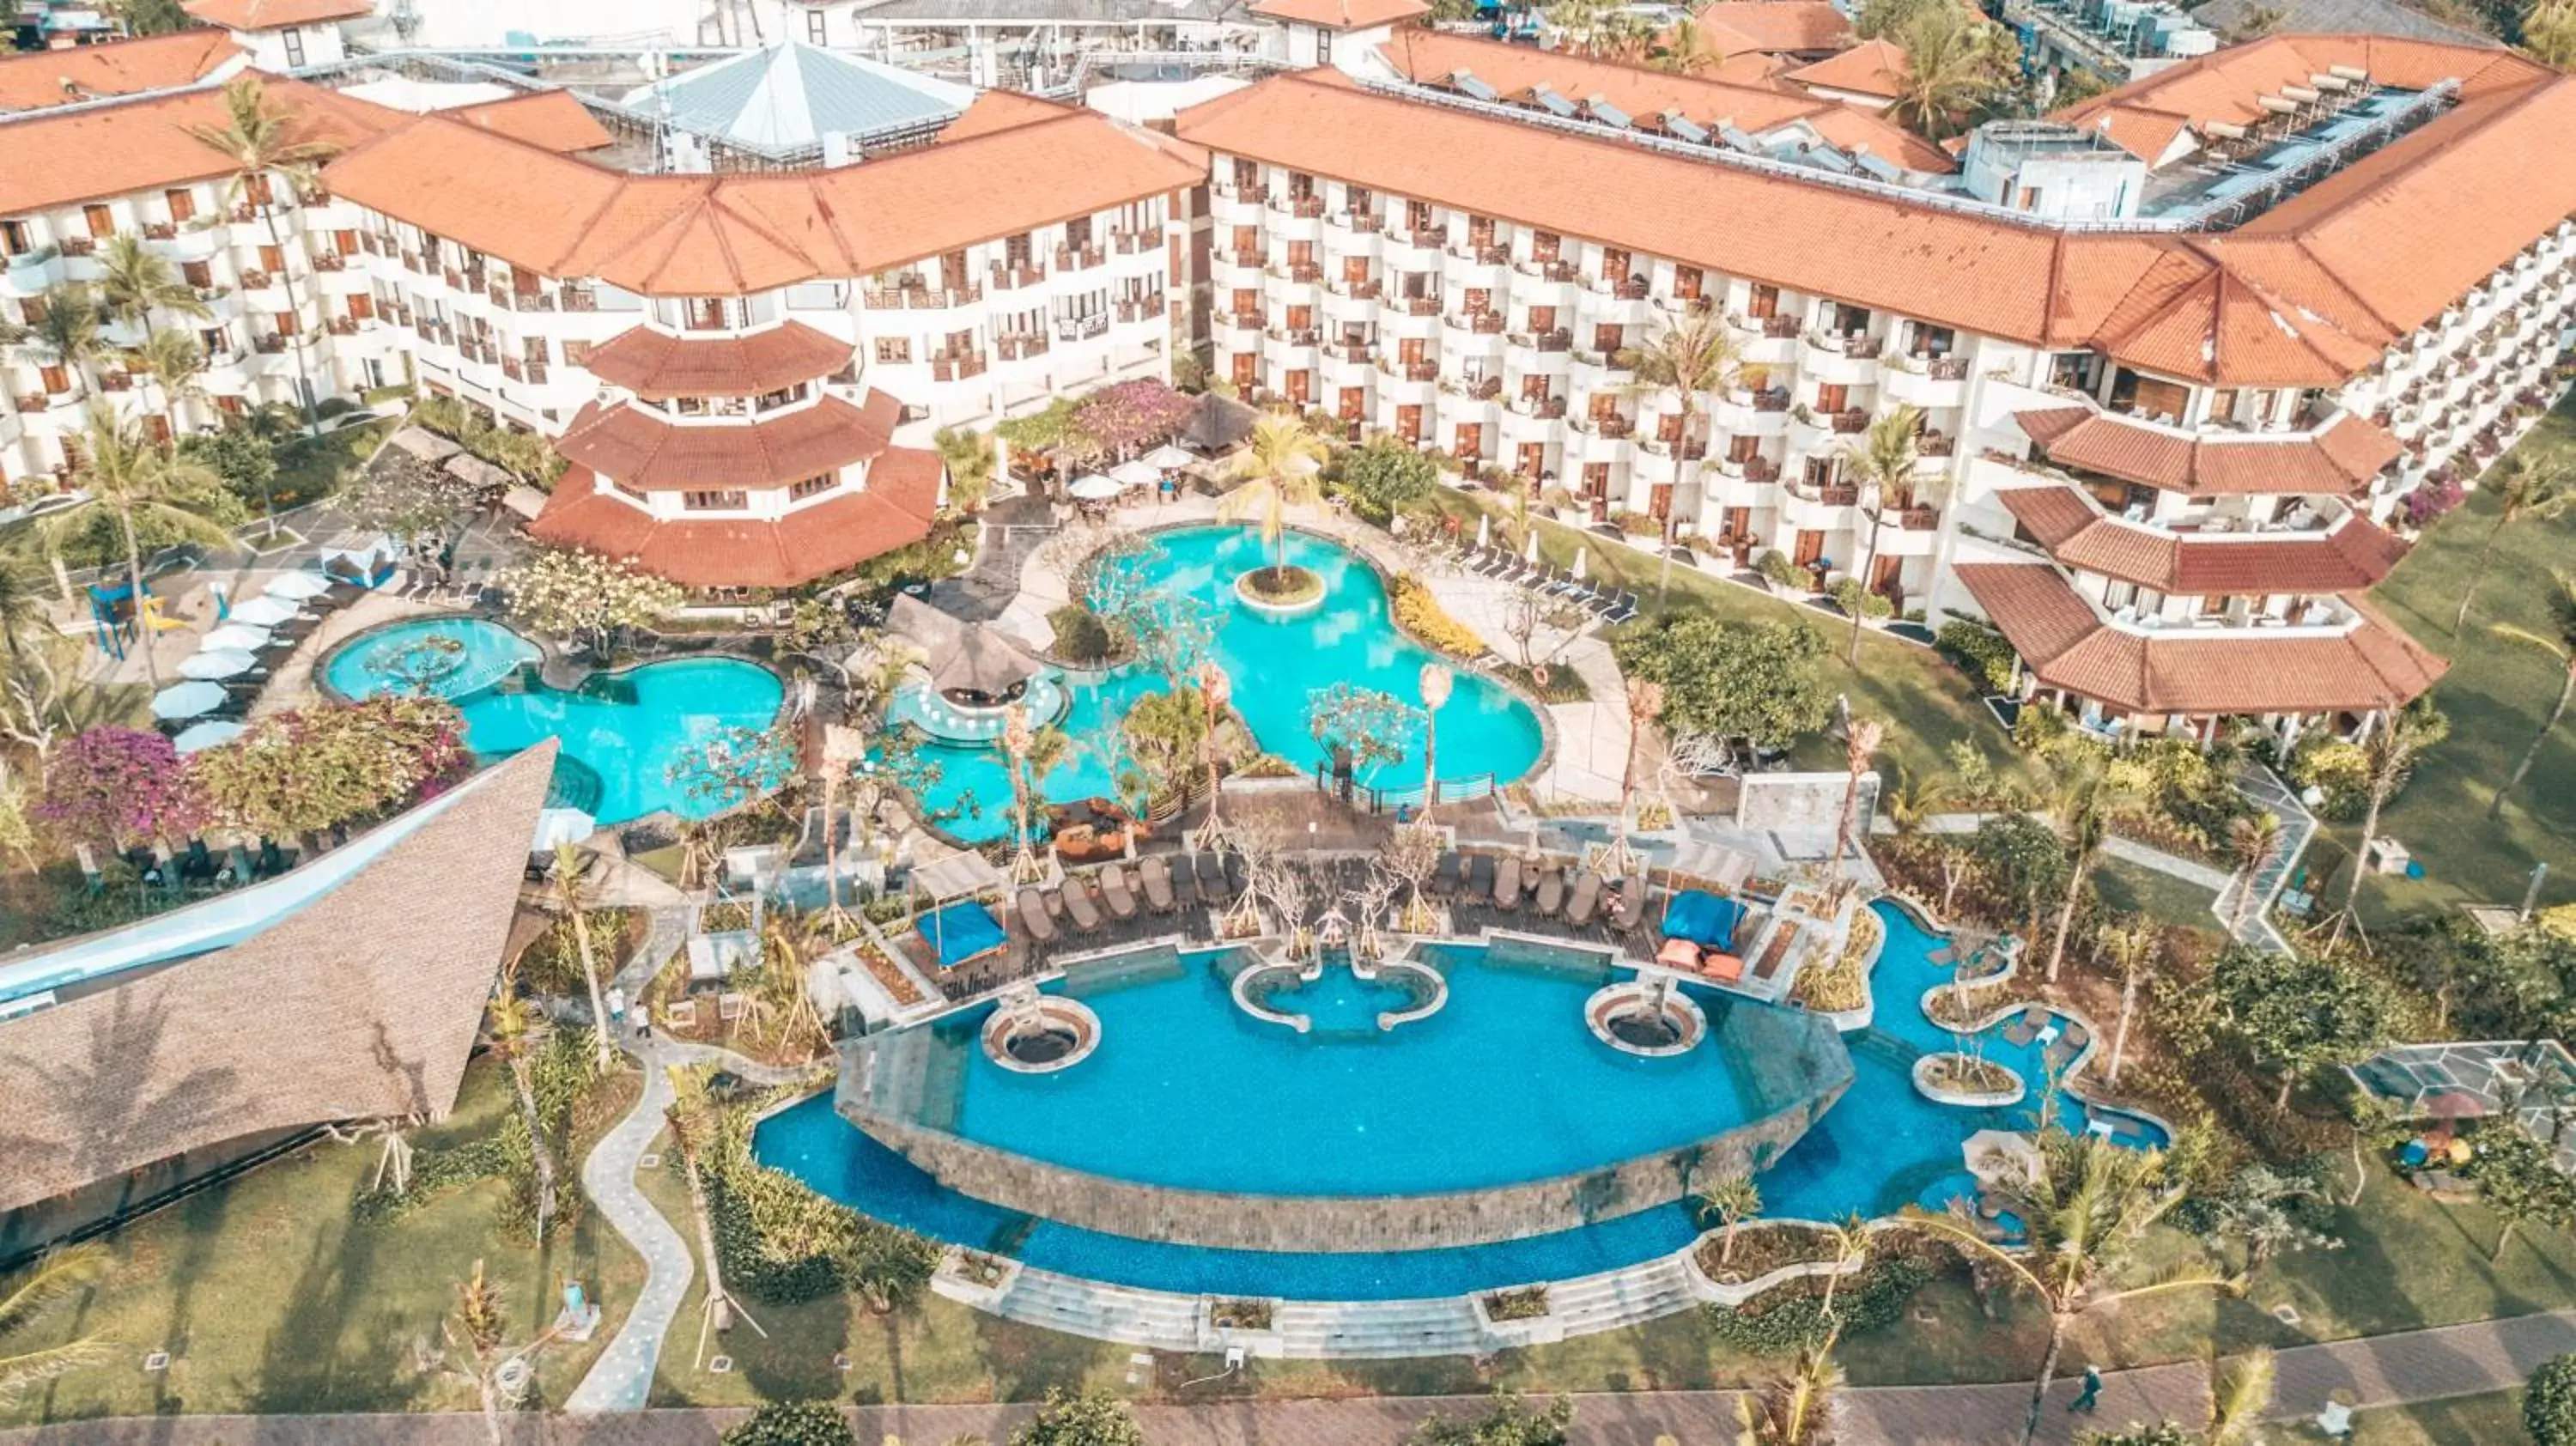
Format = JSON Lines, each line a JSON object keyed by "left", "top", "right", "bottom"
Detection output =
{"left": 2069, "top": 1366, "right": 2105, "bottom": 1414}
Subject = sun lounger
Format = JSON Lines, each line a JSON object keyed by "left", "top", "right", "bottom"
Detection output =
{"left": 1610, "top": 879, "right": 1647, "bottom": 932}
{"left": 2002, "top": 1006, "right": 2047, "bottom": 1047}
{"left": 1565, "top": 869, "right": 1602, "bottom": 925}
{"left": 1604, "top": 591, "right": 1639, "bottom": 624}
{"left": 1533, "top": 866, "right": 1565, "bottom": 917}
{"left": 1017, "top": 886, "right": 1058, "bottom": 943}
{"left": 1139, "top": 855, "right": 1176, "bottom": 913}
{"left": 1168, "top": 854, "right": 1200, "bottom": 910}
{"left": 1429, "top": 851, "right": 1465, "bottom": 898}
{"left": 1493, "top": 854, "right": 1522, "bottom": 911}
{"left": 1192, "top": 850, "right": 1228, "bottom": 904}
{"left": 1463, "top": 852, "right": 1494, "bottom": 902}
{"left": 1100, "top": 864, "right": 1139, "bottom": 920}
{"left": 1061, "top": 879, "right": 1103, "bottom": 932}
{"left": 1224, "top": 850, "right": 1249, "bottom": 901}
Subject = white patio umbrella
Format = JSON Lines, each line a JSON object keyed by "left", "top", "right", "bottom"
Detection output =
{"left": 532, "top": 807, "right": 598, "bottom": 852}
{"left": 1571, "top": 546, "right": 1588, "bottom": 581}
{"left": 203, "top": 622, "right": 273, "bottom": 652}
{"left": 1475, "top": 513, "right": 1491, "bottom": 549}
{"left": 179, "top": 648, "right": 260, "bottom": 680}
{"left": 173, "top": 720, "right": 246, "bottom": 754}
{"left": 1066, "top": 473, "right": 1121, "bottom": 501}
{"left": 262, "top": 571, "right": 332, "bottom": 600}
{"left": 227, "top": 595, "right": 308, "bottom": 628}
{"left": 1524, "top": 528, "right": 1541, "bottom": 564}
{"left": 1109, "top": 459, "right": 1160, "bottom": 489}
{"left": 1140, "top": 444, "right": 1194, "bottom": 470}
{"left": 151, "top": 680, "right": 231, "bottom": 720}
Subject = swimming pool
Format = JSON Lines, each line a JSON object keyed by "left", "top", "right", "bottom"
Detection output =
{"left": 902, "top": 526, "right": 1546, "bottom": 843}
{"left": 760, "top": 902, "right": 2169, "bottom": 1302}
{"left": 846, "top": 943, "right": 1847, "bottom": 1199}
{"left": 322, "top": 617, "right": 783, "bottom": 824}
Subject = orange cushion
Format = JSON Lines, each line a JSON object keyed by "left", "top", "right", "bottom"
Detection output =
{"left": 1700, "top": 951, "right": 1746, "bottom": 982}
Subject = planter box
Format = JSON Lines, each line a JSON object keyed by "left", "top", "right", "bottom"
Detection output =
{"left": 1912, "top": 1052, "right": 2026, "bottom": 1109}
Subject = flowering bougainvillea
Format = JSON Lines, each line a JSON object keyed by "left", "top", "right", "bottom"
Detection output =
{"left": 2401, "top": 475, "right": 2467, "bottom": 528}
{"left": 36, "top": 726, "right": 201, "bottom": 849}
{"left": 1072, "top": 379, "right": 1196, "bottom": 460}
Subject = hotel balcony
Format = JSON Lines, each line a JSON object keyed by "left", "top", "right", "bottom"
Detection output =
{"left": 862, "top": 283, "right": 984, "bottom": 313}
{"left": 1442, "top": 244, "right": 1509, "bottom": 292}
{"left": 1726, "top": 311, "right": 1802, "bottom": 366}
{"left": 1881, "top": 352, "right": 1971, "bottom": 409}
{"left": 929, "top": 351, "right": 991, "bottom": 383}
{"left": 1800, "top": 330, "right": 1884, "bottom": 387}
{"left": 1782, "top": 478, "right": 1859, "bottom": 531}
{"left": 1381, "top": 228, "right": 1441, "bottom": 271}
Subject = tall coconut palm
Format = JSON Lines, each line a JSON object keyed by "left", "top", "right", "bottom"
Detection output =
{"left": 1620, "top": 677, "right": 1664, "bottom": 833}
{"left": 1905, "top": 1133, "right": 2238, "bottom": 1446}
{"left": 663, "top": 1062, "right": 755, "bottom": 1365}
{"left": 2040, "top": 745, "right": 2136, "bottom": 983}
{"left": 1834, "top": 404, "right": 1924, "bottom": 666}
{"left": 1218, "top": 412, "right": 1329, "bottom": 586}
{"left": 2454, "top": 455, "right": 2574, "bottom": 635}
{"left": 1830, "top": 716, "right": 1884, "bottom": 882}
{"left": 2489, "top": 575, "right": 2576, "bottom": 822}
{"left": 550, "top": 839, "right": 616, "bottom": 1074}
{"left": 2226, "top": 811, "right": 2283, "bottom": 939}
{"left": 1695, "top": 1171, "right": 1760, "bottom": 1266}
{"left": 2333, "top": 696, "right": 2447, "bottom": 943}
{"left": 0, "top": 1244, "right": 113, "bottom": 1407}
{"left": 1736, "top": 1334, "right": 1841, "bottom": 1446}
{"left": 1620, "top": 310, "right": 1740, "bottom": 603}
{"left": 122, "top": 329, "right": 206, "bottom": 439}
{"left": 0, "top": 558, "right": 48, "bottom": 666}
{"left": 445, "top": 1259, "right": 513, "bottom": 1446}
{"left": 1647, "top": 15, "right": 1733, "bottom": 74}
{"left": 182, "top": 76, "right": 340, "bottom": 440}
{"left": 1887, "top": 6, "right": 2014, "bottom": 141}
{"left": 754, "top": 911, "right": 832, "bottom": 1058}
{"left": 24, "top": 284, "right": 109, "bottom": 399}
{"left": 1418, "top": 662, "right": 1451, "bottom": 823}
{"left": 1001, "top": 704, "right": 1072, "bottom": 872}
{"left": 96, "top": 233, "right": 210, "bottom": 361}
{"left": 38, "top": 408, "right": 231, "bottom": 693}
{"left": 2097, "top": 913, "right": 2158, "bottom": 1085}
{"left": 483, "top": 971, "right": 561, "bottom": 1243}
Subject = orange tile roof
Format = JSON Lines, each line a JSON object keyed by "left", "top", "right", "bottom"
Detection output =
{"left": 0, "top": 76, "right": 398, "bottom": 217}
{"left": 555, "top": 391, "right": 903, "bottom": 490}
{"left": 529, "top": 453, "right": 942, "bottom": 587}
{"left": 937, "top": 88, "right": 1078, "bottom": 143}
{"left": 2016, "top": 406, "right": 2401, "bottom": 495}
{"left": 1249, "top": 0, "right": 1429, "bottom": 28}
{"left": 583, "top": 322, "right": 854, "bottom": 399}
{"left": 182, "top": 0, "right": 372, "bottom": 27}
{"left": 2074, "top": 102, "right": 2196, "bottom": 162}
{"left": 1996, "top": 481, "right": 2411, "bottom": 592}
{"left": 1690, "top": 1, "right": 1852, "bottom": 54}
{"left": 0, "top": 29, "right": 240, "bottom": 112}
{"left": 1377, "top": 31, "right": 1950, "bottom": 173}
{"left": 320, "top": 103, "right": 1201, "bottom": 295}
{"left": 1782, "top": 37, "right": 1907, "bottom": 100}
{"left": 448, "top": 91, "right": 613, "bottom": 153}
{"left": 1955, "top": 562, "right": 2447, "bottom": 714}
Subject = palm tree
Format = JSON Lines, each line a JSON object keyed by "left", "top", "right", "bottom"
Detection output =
{"left": 2453, "top": 456, "right": 2573, "bottom": 634}
{"left": 1834, "top": 404, "right": 1924, "bottom": 666}
{"left": 2225, "top": 811, "right": 2283, "bottom": 939}
{"left": 0, "top": 558, "right": 48, "bottom": 666}
{"left": 1880, "top": 761, "right": 1947, "bottom": 836}
{"left": 1218, "top": 412, "right": 1329, "bottom": 586}
{"left": 2332, "top": 697, "right": 2448, "bottom": 942}
{"left": 446, "top": 1259, "right": 513, "bottom": 1446}
{"left": 96, "top": 232, "right": 210, "bottom": 361}
{"left": 2208, "top": 1348, "right": 2276, "bottom": 1446}
{"left": 182, "top": 76, "right": 340, "bottom": 440}
{"left": 2040, "top": 745, "right": 2136, "bottom": 983}
{"left": 1620, "top": 310, "right": 1741, "bottom": 602}
{"left": 38, "top": 408, "right": 231, "bottom": 693}
{"left": 1694, "top": 1171, "right": 1760, "bottom": 1266}
{"left": 1001, "top": 704, "right": 1072, "bottom": 872}
{"left": 1647, "top": 15, "right": 1733, "bottom": 74}
{"left": 1736, "top": 1334, "right": 1841, "bottom": 1446}
{"left": 1829, "top": 716, "right": 1884, "bottom": 882}
{"left": 1905, "top": 1133, "right": 2239, "bottom": 1446}
{"left": 755, "top": 911, "right": 832, "bottom": 1058}
{"left": 0, "top": 1244, "right": 112, "bottom": 1407}
{"left": 2489, "top": 575, "right": 2576, "bottom": 821}
{"left": 663, "top": 1063, "right": 758, "bottom": 1366}
{"left": 550, "top": 839, "right": 616, "bottom": 1074}
{"left": 1418, "top": 662, "right": 1451, "bottom": 823}
{"left": 25, "top": 284, "right": 109, "bottom": 398}
{"left": 1620, "top": 677, "right": 1664, "bottom": 834}
{"left": 122, "top": 329, "right": 206, "bottom": 440}
{"left": 2097, "top": 913, "right": 2158, "bottom": 1085}
{"left": 1887, "top": 6, "right": 2014, "bottom": 140}
{"left": 483, "top": 970, "right": 561, "bottom": 1243}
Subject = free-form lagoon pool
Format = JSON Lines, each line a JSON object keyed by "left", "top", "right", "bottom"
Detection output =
{"left": 322, "top": 617, "right": 783, "bottom": 823}
{"left": 903, "top": 526, "right": 1547, "bottom": 843}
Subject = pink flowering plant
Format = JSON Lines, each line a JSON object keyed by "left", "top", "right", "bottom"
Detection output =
{"left": 1072, "top": 380, "right": 1197, "bottom": 460}
{"left": 36, "top": 726, "right": 203, "bottom": 850}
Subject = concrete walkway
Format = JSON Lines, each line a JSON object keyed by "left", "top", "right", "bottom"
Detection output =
{"left": 13, "top": 1307, "right": 2576, "bottom": 1443}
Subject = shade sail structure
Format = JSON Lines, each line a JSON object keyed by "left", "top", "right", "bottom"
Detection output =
{"left": 179, "top": 648, "right": 260, "bottom": 680}
{"left": 150, "top": 680, "right": 230, "bottom": 720}
{"left": 173, "top": 720, "right": 246, "bottom": 754}
{"left": 262, "top": 571, "right": 332, "bottom": 600}
{"left": 929, "top": 627, "right": 1041, "bottom": 697}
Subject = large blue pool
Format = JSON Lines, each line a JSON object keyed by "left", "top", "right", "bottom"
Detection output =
{"left": 322, "top": 617, "right": 783, "bottom": 823}
{"left": 905, "top": 526, "right": 1546, "bottom": 843}
{"left": 756, "top": 903, "right": 2168, "bottom": 1300}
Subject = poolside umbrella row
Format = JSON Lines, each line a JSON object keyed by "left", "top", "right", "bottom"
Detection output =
{"left": 226, "top": 595, "right": 307, "bottom": 629}
{"left": 150, "top": 680, "right": 233, "bottom": 720}
{"left": 179, "top": 648, "right": 261, "bottom": 681}
{"left": 203, "top": 623, "right": 273, "bottom": 652}
{"left": 1066, "top": 474, "right": 1122, "bottom": 501}
{"left": 262, "top": 571, "right": 332, "bottom": 601}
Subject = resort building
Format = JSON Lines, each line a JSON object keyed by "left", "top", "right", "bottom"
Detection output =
{"left": 1176, "top": 32, "right": 2576, "bottom": 742}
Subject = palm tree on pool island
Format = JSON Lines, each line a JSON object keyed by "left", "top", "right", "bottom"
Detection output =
{"left": 1220, "top": 411, "right": 1329, "bottom": 592}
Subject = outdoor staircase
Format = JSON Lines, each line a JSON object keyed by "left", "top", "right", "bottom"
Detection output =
{"left": 1540, "top": 1255, "right": 1700, "bottom": 1336}
{"left": 984, "top": 1266, "right": 1206, "bottom": 1352}
{"left": 1272, "top": 1297, "right": 1485, "bottom": 1358}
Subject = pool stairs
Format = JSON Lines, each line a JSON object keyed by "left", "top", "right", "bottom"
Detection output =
{"left": 1844, "top": 1028, "right": 1927, "bottom": 1073}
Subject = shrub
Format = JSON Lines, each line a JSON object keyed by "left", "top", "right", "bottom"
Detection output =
{"left": 1389, "top": 574, "right": 1486, "bottom": 658}
{"left": 1755, "top": 548, "right": 1803, "bottom": 590}
{"left": 1829, "top": 575, "right": 1893, "bottom": 621}
{"left": 1703, "top": 1256, "right": 1931, "bottom": 1354}
{"left": 722, "top": 1402, "right": 856, "bottom": 1446}
{"left": 2528, "top": 1353, "right": 2576, "bottom": 1446}
{"left": 1482, "top": 1285, "right": 1550, "bottom": 1321}
{"left": 1610, "top": 508, "right": 1662, "bottom": 537}
{"left": 1935, "top": 620, "right": 2017, "bottom": 694}
{"left": 1046, "top": 604, "right": 1121, "bottom": 665}
{"left": 1012, "top": 1388, "right": 1145, "bottom": 1446}
{"left": 2287, "top": 735, "right": 2371, "bottom": 821}
{"left": 1342, "top": 436, "right": 1439, "bottom": 513}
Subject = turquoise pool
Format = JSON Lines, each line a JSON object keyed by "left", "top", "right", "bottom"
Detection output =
{"left": 322, "top": 617, "right": 783, "bottom": 824}
{"left": 847, "top": 944, "right": 1849, "bottom": 1197}
{"left": 759, "top": 903, "right": 2169, "bottom": 1300}
{"left": 902, "top": 526, "right": 1546, "bottom": 843}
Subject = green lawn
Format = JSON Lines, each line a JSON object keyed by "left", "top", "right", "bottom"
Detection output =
{"left": 2338, "top": 392, "right": 2576, "bottom": 924}
{"left": 0, "top": 1060, "right": 644, "bottom": 1428}
{"left": 2091, "top": 855, "right": 2228, "bottom": 935}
